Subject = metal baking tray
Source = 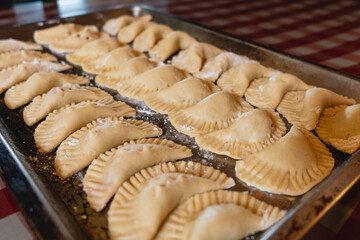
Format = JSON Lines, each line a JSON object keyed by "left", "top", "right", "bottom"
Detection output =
{"left": 0, "top": 5, "right": 359, "bottom": 240}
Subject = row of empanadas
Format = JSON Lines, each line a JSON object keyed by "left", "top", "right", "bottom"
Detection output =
{"left": 103, "top": 14, "right": 152, "bottom": 36}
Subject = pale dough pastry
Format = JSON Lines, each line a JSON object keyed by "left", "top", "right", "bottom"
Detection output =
{"left": 235, "top": 126, "right": 335, "bottom": 196}
{"left": 117, "top": 65, "right": 188, "bottom": 100}
{"left": 117, "top": 18, "right": 154, "bottom": 43}
{"left": 156, "top": 190, "right": 286, "bottom": 240}
{"left": 0, "top": 38, "right": 42, "bottom": 53}
{"left": 34, "top": 99, "right": 136, "bottom": 153}
{"left": 133, "top": 24, "right": 173, "bottom": 52}
{"left": 145, "top": 77, "right": 219, "bottom": 114}
{"left": 168, "top": 91, "right": 253, "bottom": 136}
{"left": 55, "top": 118, "right": 162, "bottom": 180}
{"left": 22, "top": 85, "right": 112, "bottom": 125}
{"left": 0, "top": 61, "right": 72, "bottom": 94}
{"left": 172, "top": 43, "right": 224, "bottom": 73}
{"left": 0, "top": 50, "right": 56, "bottom": 70}
{"left": 84, "top": 138, "right": 192, "bottom": 211}
{"left": 315, "top": 104, "right": 360, "bottom": 154}
{"left": 103, "top": 14, "right": 152, "bottom": 35}
{"left": 108, "top": 161, "right": 235, "bottom": 240}
{"left": 195, "top": 109, "right": 286, "bottom": 159}
{"left": 277, "top": 88, "right": 356, "bottom": 130}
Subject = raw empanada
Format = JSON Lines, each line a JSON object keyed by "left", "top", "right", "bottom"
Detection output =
{"left": 65, "top": 38, "right": 124, "bottom": 66}
{"left": 245, "top": 72, "right": 311, "bottom": 109}
{"left": 195, "top": 109, "right": 286, "bottom": 159}
{"left": 193, "top": 52, "right": 255, "bottom": 82}
{"left": 133, "top": 24, "right": 173, "bottom": 52}
{"left": 22, "top": 85, "right": 112, "bottom": 125}
{"left": 149, "top": 31, "right": 198, "bottom": 61}
{"left": 34, "top": 99, "right": 136, "bottom": 153}
{"left": 82, "top": 46, "right": 144, "bottom": 74}
{"left": 103, "top": 14, "right": 152, "bottom": 35}
{"left": 217, "top": 62, "right": 272, "bottom": 96}
{"left": 0, "top": 50, "right": 56, "bottom": 70}
{"left": 55, "top": 118, "right": 162, "bottom": 179}
{"left": 316, "top": 104, "right": 360, "bottom": 154}
{"left": 168, "top": 91, "right": 253, "bottom": 136}
{"left": 84, "top": 138, "right": 192, "bottom": 211}
{"left": 172, "top": 43, "right": 224, "bottom": 73}
{"left": 277, "top": 88, "right": 356, "bottom": 130}
{"left": 108, "top": 161, "right": 235, "bottom": 240}
{"left": 117, "top": 65, "right": 188, "bottom": 100}
{"left": 0, "top": 61, "right": 72, "bottom": 94}
{"left": 156, "top": 190, "right": 286, "bottom": 240}
{"left": 235, "top": 126, "right": 335, "bottom": 196}
{"left": 95, "top": 57, "right": 157, "bottom": 90}
{"left": 117, "top": 18, "right": 154, "bottom": 43}
{"left": 0, "top": 38, "right": 42, "bottom": 53}
{"left": 145, "top": 77, "right": 219, "bottom": 114}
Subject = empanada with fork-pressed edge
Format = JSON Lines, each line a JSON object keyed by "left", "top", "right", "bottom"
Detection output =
{"left": 277, "top": 88, "right": 356, "bottom": 130}
{"left": 108, "top": 161, "right": 235, "bottom": 240}
{"left": 117, "top": 65, "right": 188, "bottom": 100}
{"left": 0, "top": 50, "right": 56, "bottom": 70}
{"left": 149, "top": 31, "right": 198, "bottom": 61}
{"left": 0, "top": 61, "right": 72, "bottom": 94}
{"left": 82, "top": 46, "right": 144, "bottom": 74}
{"left": 193, "top": 52, "right": 255, "bottom": 82}
{"left": 217, "top": 62, "right": 272, "bottom": 96}
{"left": 103, "top": 14, "right": 152, "bottom": 35}
{"left": 245, "top": 72, "right": 311, "bottom": 109}
{"left": 315, "top": 104, "right": 360, "bottom": 154}
{"left": 195, "top": 109, "right": 286, "bottom": 159}
{"left": 172, "top": 43, "right": 224, "bottom": 73}
{"left": 55, "top": 118, "right": 162, "bottom": 180}
{"left": 117, "top": 18, "right": 154, "bottom": 43}
{"left": 34, "top": 99, "right": 136, "bottom": 153}
{"left": 22, "top": 85, "right": 112, "bottom": 125}
{"left": 0, "top": 38, "right": 42, "bottom": 53}
{"left": 95, "top": 56, "right": 158, "bottom": 90}
{"left": 236, "top": 126, "right": 335, "bottom": 196}
{"left": 84, "top": 138, "right": 192, "bottom": 211}
{"left": 156, "top": 190, "right": 286, "bottom": 240}
{"left": 65, "top": 38, "right": 124, "bottom": 66}
{"left": 133, "top": 24, "right": 173, "bottom": 52}
{"left": 168, "top": 91, "right": 253, "bottom": 136}
{"left": 145, "top": 77, "right": 219, "bottom": 114}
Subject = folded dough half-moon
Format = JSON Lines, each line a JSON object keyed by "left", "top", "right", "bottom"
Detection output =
{"left": 84, "top": 138, "right": 192, "bottom": 211}
{"left": 117, "top": 18, "right": 154, "bottom": 43}
{"left": 103, "top": 14, "right": 152, "bottom": 36}
{"left": 0, "top": 38, "right": 42, "bottom": 53}
{"left": 133, "top": 24, "right": 173, "bottom": 52}
{"left": 316, "top": 104, "right": 360, "bottom": 154}
{"left": 236, "top": 126, "right": 335, "bottom": 196}
{"left": 195, "top": 109, "right": 286, "bottom": 159}
{"left": 277, "top": 88, "right": 356, "bottom": 130}
{"left": 168, "top": 91, "right": 253, "bottom": 136}
{"left": 22, "top": 85, "right": 112, "bottom": 125}
{"left": 34, "top": 99, "right": 136, "bottom": 153}
{"left": 108, "top": 161, "right": 235, "bottom": 240}
{"left": 156, "top": 190, "right": 286, "bottom": 240}
{"left": 0, "top": 50, "right": 56, "bottom": 70}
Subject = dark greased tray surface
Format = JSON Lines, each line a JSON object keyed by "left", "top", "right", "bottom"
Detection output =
{"left": 0, "top": 5, "right": 359, "bottom": 240}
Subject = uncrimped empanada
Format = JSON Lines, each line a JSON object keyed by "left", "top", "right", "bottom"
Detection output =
{"left": 133, "top": 24, "right": 173, "bottom": 52}
{"left": 149, "top": 31, "right": 198, "bottom": 61}
{"left": 82, "top": 46, "right": 144, "bottom": 74}
{"left": 55, "top": 118, "right": 162, "bottom": 180}
{"left": 0, "top": 38, "right": 42, "bottom": 53}
{"left": 236, "top": 127, "right": 335, "bottom": 196}
{"left": 195, "top": 109, "right": 286, "bottom": 159}
{"left": 103, "top": 14, "right": 152, "bottom": 36}
{"left": 156, "top": 190, "right": 286, "bottom": 240}
{"left": 95, "top": 57, "right": 158, "bottom": 90}
{"left": 22, "top": 85, "right": 112, "bottom": 125}
{"left": 316, "top": 104, "right": 360, "bottom": 154}
{"left": 65, "top": 38, "right": 124, "bottom": 66}
{"left": 0, "top": 61, "right": 72, "bottom": 94}
{"left": 168, "top": 91, "right": 253, "bottom": 136}
{"left": 117, "top": 18, "right": 154, "bottom": 43}
{"left": 145, "top": 77, "right": 219, "bottom": 114}
{"left": 34, "top": 99, "right": 136, "bottom": 153}
{"left": 84, "top": 138, "right": 192, "bottom": 211}
{"left": 172, "top": 43, "right": 224, "bottom": 73}
{"left": 117, "top": 65, "right": 188, "bottom": 100}
{"left": 277, "top": 88, "right": 356, "bottom": 130}
{"left": 0, "top": 50, "right": 56, "bottom": 70}
{"left": 108, "top": 161, "right": 235, "bottom": 240}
